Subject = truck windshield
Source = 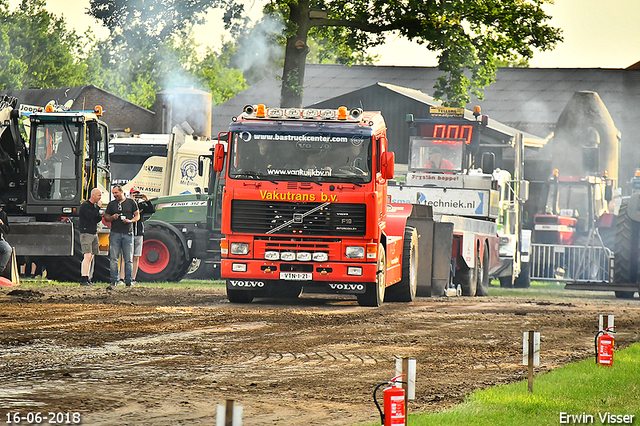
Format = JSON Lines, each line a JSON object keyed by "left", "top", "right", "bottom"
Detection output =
{"left": 31, "top": 122, "right": 79, "bottom": 200}
{"left": 228, "top": 131, "right": 372, "bottom": 183}
{"left": 408, "top": 137, "right": 463, "bottom": 172}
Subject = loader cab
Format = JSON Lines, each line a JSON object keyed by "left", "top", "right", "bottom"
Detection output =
{"left": 27, "top": 109, "right": 109, "bottom": 216}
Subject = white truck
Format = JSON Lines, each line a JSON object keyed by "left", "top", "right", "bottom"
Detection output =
{"left": 387, "top": 107, "right": 530, "bottom": 296}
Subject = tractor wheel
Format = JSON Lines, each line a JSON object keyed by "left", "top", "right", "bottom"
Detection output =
{"left": 358, "top": 244, "right": 386, "bottom": 307}
{"left": 614, "top": 198, "right": 640, "bottom": 285}
{"left": 385, "top": 226, "right": 418, "bottom": 302}
{"left": 45, "top": 228, "right": 110, "bottom": 283}
{"left": 513, "top": 261, "right": 531, "bottom": 288}
{"left": 476, "top": 245, "right": 490, "bottom": 296}
{"left": 136, "top": 224, "right": 190, "bottom": 282}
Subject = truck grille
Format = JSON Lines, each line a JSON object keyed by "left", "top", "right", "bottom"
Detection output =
{"left": 231, "top": 200, "right": 366, "bottom": 236}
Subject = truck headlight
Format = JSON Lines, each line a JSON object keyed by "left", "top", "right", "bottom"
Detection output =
{"left": 312, "top": 252, "right": 328, "bottom": 262}
{"left": 280, "top": 252, "right": 296, "bottom": 261}
{"left": 230, "top": 242, "right": 249, "bottom": 255}
{"left": 232, "top": 263, "right": 247, "bottom": 272}
{"left": 265, "top": 251, "right": 279, "bottom": 260}
{"left": 345, "top": 246, "right": 365, "bottom": 259}
{"left": 347, "top": 266, "right": 363, "bottom": 276}
{"left": 296, "top": 252, "right": 312, "bottom": 261}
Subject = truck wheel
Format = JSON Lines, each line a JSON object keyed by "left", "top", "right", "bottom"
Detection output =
{"left": 476, "top": 245, "right": 490, "bottom": 296}
{"left": 455, "top": 253, "right": 477, "bottom": 297}
{"left": 358, "top": 244, "right": 386, "bottom": 307}
{"left": 614, "top": 291, "right": 636, "bottom": 299}
{"left": 513, "top": 261, "right": 531, "bottom": 288}
{"left": 385, "top": 226, "right": 418, "bottom": 302}
{"left": 227, "top": 289, "right": 254, "bottom": 303}
{"left": 614, "top": 198, "right": 640, "bottom": 284}
{"left": 137, "top": 224, "right": 190, "bottom": 282}
{"left": 499, "top": 276, "right": 513, "bottom": 288}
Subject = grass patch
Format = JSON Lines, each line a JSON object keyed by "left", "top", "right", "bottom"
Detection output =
{"left": 488, "top": 280, "right": 614, "bottom": 300}
{"left": 361, "top": 343, "right": 640, "bottom": 426}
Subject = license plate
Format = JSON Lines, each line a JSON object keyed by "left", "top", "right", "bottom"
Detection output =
{"left": 280, "top": 272, "right": 312, "bottom": 281}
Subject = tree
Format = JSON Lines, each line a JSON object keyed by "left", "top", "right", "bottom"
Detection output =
{"left": 0, "top": 0, "right": 87, "bottom": 90}
{"left": 88, "top": 0, "right": 249, "bottom": 109}
{"left": 265, "top": 0, "right": 562, "bottom": 107}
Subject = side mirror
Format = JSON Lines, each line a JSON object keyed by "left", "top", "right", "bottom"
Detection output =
{"left": 381, "top": 151, "right": 395, "bottom": 180}
{"left": 213, "top": 143, "right": 225, "bottom": 172}
{"left": 481, "top": 152, "right": 495, "bottom": 174}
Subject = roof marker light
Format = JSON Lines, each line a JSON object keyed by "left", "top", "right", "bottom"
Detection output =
{"left": 337, "top": 106, "right": 348, "bottom": 120}
{"left": 256, "top": 104, "right": 266, "bottom": 118}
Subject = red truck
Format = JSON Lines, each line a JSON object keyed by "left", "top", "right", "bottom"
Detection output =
{"left": 212, "top": 105, "right": 430, "bottom": 306}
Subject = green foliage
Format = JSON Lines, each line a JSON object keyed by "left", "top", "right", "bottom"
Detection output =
{"left": 266, "top": 0, "right": 562, "bottom": 107}
{"left": 0, "top": 0, "right": 87, "bottom": 90}
{"left": 86, "top": 0, "right": 249, "bottom": 109}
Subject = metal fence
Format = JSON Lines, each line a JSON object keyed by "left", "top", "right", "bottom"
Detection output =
{"left": 529, "top": 243, "right": 613, "bottom": 283}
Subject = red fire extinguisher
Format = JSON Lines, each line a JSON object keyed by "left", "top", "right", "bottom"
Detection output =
{"left": 595, "top": 326, "right": 615, "bottom": 366}
{"left": 373, "top": 374, "right": 406, "bottom": 426}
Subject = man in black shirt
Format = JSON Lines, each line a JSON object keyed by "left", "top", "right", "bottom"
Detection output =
{"left": 104, "top": 185, "right": 139, "bottom": 287}
{"left": 0, "top": 203, "right": 11, "bottom": 274}
{"left": 78, "top": 188, "right": 103, "bottom": 285}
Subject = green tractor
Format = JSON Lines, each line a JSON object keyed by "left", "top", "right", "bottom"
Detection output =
{"left": 136, "top": 150, "right": 224, "bottom": 282}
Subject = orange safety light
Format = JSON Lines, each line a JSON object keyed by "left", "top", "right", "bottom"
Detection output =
{"left": 366, "top": 244, "right": 377, "bottom": 259}
{"left": 256, "top": 104, "right": 266, "bottom": 118}
{"left": 45, "top": 104, "right": 54, "bottom": 112}
{"left": 337, "top": 106, "right": 348, "bottom": 120}
{"left": 553, "top": 168, "right": 559, "bottom": 176}
{"left": 635, "top": 169, "right": 640, "bottom": 178}
{"left": 473, "top": 105, "right": 481, "bottom": 117}
{"left": 94, "top": 105, "right": 103, "bottom": 116}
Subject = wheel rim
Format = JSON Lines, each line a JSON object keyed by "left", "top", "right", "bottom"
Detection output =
{"left": 140, "top": 239, "right": 170, "bottom": 274}
{"left": 409, "top": 244, "right": 418, "bottom": 296}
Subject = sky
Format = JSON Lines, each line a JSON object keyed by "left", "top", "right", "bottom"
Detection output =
{"left": 7, "top": 0, "right": 640, "bottom": 69}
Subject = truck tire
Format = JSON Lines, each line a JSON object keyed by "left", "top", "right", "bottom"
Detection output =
{"left": 358, "top": 244, "right": 386, "bottom": 307}
{"left": 513, "top": 261, "right": 531, "bottom": 288}
{"left": 499, "top": 276, "right": 513, "bottom": 288}
{"left": 476, "top": 245, "right": 490, "bottom": 296}
{"left": 137, "top": 223, "right": 190, "bottom": 282}
{"left": 385, "top": 226, "right": 418, "bottom": 302}
{"left": 227, "top": 288, "right": 254, "bottom": 303}
{"left": 614, "top": 198, "right": 640, "bottom": 286}
{"left": 45, "top": 228, "right": 110, "bottom": 283}
{"left": 455, "top": 253, "right": 477, "bottom": 297}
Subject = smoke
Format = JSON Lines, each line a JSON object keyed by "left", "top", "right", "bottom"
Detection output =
{"left": 232, "top": 15, "right": 285, "bottom": 81}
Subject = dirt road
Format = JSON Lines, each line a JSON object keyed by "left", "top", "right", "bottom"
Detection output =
{"left": 1, "top": 284, "right": 639, "bottom": 426}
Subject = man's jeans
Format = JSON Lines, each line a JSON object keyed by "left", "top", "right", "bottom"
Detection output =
{"left": 109, "top": 232, "right": 133, "bottom": 284}
{"left": 0, "top": 240, "right": 12, "bottom": 273}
